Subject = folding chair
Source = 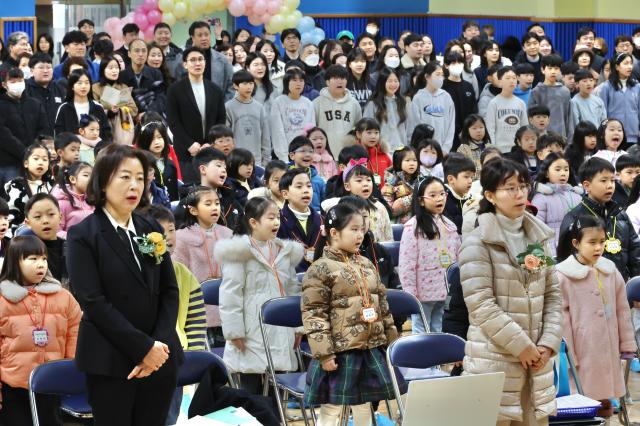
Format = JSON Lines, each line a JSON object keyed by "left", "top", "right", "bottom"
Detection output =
{"left": 386, "top": 332, "right": 466, "bottom": 420}
{"left": 29, "top": 359, "right": 92, "bottom": 426}
{"left": 259, "top": 296, "right": 314, "bottom": 426}
{"left": 391, "top": 224, "right": 404, "bottom": 242}
{"left": 179, "top": 350, "right": 236, "bottom": 388}
{"left": 170, "top": 200, "right": 179, "bottom": 213}
{"left": 200, "top": 278, "right": 225, "bottom": 359}
{"left": 297, "top": 272, "right": 305, "bottom": 283}
{"left": 379, "top": 241, "right": 400, "bottom": 267}
{"left": 15, "top": 225, "right": 35, "bottom": 237}
{"left": 620, "top": 276, "right": 640, "bottom": 425}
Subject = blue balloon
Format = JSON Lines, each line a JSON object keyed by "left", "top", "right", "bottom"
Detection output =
{"left": 312, "top": 27, "right": 325, "bottom": 39}
{"left": 312, "top": 34, "right": 324, "bottom": 45}
{"left": 297, "top": 16, "right": 315, "bottom": 33}
{"left": 301, "top": 32, "right": 314, "bottom": 45}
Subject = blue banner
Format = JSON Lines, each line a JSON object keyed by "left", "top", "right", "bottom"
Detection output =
{"left": 299, "top": 0, "right": 429, "bottom": 15}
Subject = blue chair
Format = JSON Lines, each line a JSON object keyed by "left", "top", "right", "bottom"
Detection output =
{"left": 29, "top": 359, "right": 92, "bottom": 426}
{"left": 386, "top": 333, "right": 466, "bottom": 419}
{"left": 200, "top": 279, "right": 225, "bottom": 359}
{"left": 15, "top": 225, "right": 35, "bottom": 237}
{"left": 391, "top": 224, "right": 404, "bottom": 242}
{"left": 170, "top": 200, "right": 179, "bottom": 214}
{"left": 380, "top": 241, "right": 400, "bottom": 267}
{"left": 259, "top": 296, "right": 312, "bottom": 426}
{"left": 179, "top": 350, "right": 236, "bottom": 388}
{"left": 296, "top": 272, "right": 305, "bottom": 283}
{"left": 445, "top": 262, "right": 460, "bottom": 294}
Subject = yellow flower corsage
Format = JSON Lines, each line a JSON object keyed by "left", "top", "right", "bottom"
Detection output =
{"left": 133, "top": 232, "right": 167, "bottom": 265}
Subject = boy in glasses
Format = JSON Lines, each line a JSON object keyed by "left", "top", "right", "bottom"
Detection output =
{"left": 288, "top": 136, "right": 325, "bottom": 211}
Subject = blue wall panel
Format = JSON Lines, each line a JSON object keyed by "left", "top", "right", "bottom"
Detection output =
{"left": 299, "top": 0, "right": 429, "bottom": 16}
{"left": 2, "top": 21, "right": 35, "bottom": 43}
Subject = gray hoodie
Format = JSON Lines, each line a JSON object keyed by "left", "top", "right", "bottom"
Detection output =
{"left": 485, "top": 94, "right": 529, "bottom": 153}
{"left": 270, "top": 94, "right": 316, "bottom": 160}
{"left": 406, "top": 88, "right": 456, "bottom": 152}
{"left": 528, "top": 82, "right": 574, "bottom": 139}
{"left": 363, "top": 97, "right": 410, "bottom": 150}
{"left": 225, "top": 97, "right": 271, "bottom": 166}
{"left": 313, "top": 88, "right": 362, "bottom": 156}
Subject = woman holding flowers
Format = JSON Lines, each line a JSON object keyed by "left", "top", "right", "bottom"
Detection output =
{"left": 67, "top": 144, "right": 183, "bottom": 426}
{"left": 459, "top": 158, "right": 563, "bottom": 426}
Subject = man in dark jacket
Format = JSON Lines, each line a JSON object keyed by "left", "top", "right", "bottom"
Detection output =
{"left": 25, "top": 53, "right": 67, "bottom": 131}
{"left": 559, "top": 157, "right": 640, "bottom": 280}
{"left": 0, "top": 68, "right": 50, "bottom": 186}
{"left": 153, "top": 23, "right": 183, "bottom": 81}
{"left": 0, "top": 31, "right": 30, "bottom": 83}
{"left": 120, "top": 38, "right": 166, "bottom": 116}
{"left": 53, "top": 31, "right": 99, "bottom": 81}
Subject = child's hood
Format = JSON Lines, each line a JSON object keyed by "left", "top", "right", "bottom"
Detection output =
{"left": 176, "top": 223, "right": 232, "bottom": 247}
{"left": 51, "top": 185, "right": 87, "bottom": 205}
{"left": 318, "top": 87, "right": 353, "bottom": 104}
{"left": 214, "top": 234, "right": 304, "bottom": 266}
{"left": 536, "top": 182, "right": 584, "bottom": 196}
{"left": 0, "top": 272, "right": 61, "bottom": 303}
{"left": 556, "top": 254, "right": 616, "bottom": 280}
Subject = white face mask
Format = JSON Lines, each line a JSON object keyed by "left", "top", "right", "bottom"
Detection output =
{"left": 20, "top": 67, "right": 32, "bottom": 79}
{"left": 634, "top": 37, "right": 640, "bottom": 48}
{"left": 366, "top": 26, "right": 378, "bottom": 36}
{"left": 430, "top": 76, "right": 444, "bottom": 90}
{"left": 384, "top": 57, "right": 400, "bottom": 69}
{"left": 304, "top": 54, "right": 320, "bottom": 67}
{"left": 449, "top": 63, "right": 464, "bottom": 77}
{"left": 7, "top": 81, "right": 25, "bottom": 97}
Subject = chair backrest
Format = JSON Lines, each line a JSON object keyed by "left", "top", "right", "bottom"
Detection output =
{"left": 627, "top": 276, "right": 640, "bottom": 307}
{"left": 178, "top": 350, "right": 232, "bottom": 387}
{"left": 296, "top": 272, "right": 305, "bottom": 283}
{"left": 380, "top": 241, "right": 400, "bottom": 267}
{"left": 260, "top": 296, "right": 302, "bottom": 328}
{"left": 446, "top": 263, "right": 460, "bottom": 293}
{"left": 15, "top": 225, "right": 35, "bottom": 237}
{"left": 387, "top": 333, "right": 465, "bottom": 369}
{"left": 200, "top": 278, "right": 222, "bottom": 306}
{"left": 386, "top": 289, "right": 423, "bottom": 317}
{"left": 29, "top": 359, "right": 86, "bottom": 395}
{"left": 392, "top": 224, "right": 404, "bottom": 242}
{"left": 170, "top": 200, "right": 179, "bottom": 214}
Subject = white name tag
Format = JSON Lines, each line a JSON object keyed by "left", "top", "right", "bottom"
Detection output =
{"left": 32, "top": 327, "right": 49, "bottom": 347}
{"left": 361, "top": 307, "right": 378, "bottom": 323}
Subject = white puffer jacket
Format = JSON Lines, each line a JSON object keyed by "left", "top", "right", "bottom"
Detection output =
{"left": 215, "top": 235, "right": 304, "bottom": 374}
{"left": 460, "top": 212, "right": 563, "bottom": 422}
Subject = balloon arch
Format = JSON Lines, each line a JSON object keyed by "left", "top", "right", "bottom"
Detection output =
{"left": 103, "top": 0, "right": 325, "bottom": 49}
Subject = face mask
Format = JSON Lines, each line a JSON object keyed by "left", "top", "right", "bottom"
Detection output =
{"left": 384, "top": 57, "right": 400, "bottom": 69}
{"left": 634, "top": 37, "right": 640, "bottom": 48}
{"left": 420, "top": 153, "right": 437, "bottom": 167}
{"left": 20, "top": 67, "right": 32, "bottom": 79}
{"left": 449, "top": 63, "right": 464, "bottom": 77}
{"left": 430, "top": 76, "right": 444, "bottom": 90}
{"left": 304, "top": 54, "right": 320, "bottom": 67}
{"left": 366, "top": 26, "right": 378, "bottom": 36}
{"left": 6, "top": 81, "right": 25, "bottom": 97}
{"left": 592, "top": 48, "right": 602, "bottom": 57}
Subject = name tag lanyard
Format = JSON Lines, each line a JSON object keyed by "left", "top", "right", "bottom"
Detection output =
{"left": 250, "top": 238, "right": 285, "bottom": 296}
{"left": 581, "top": 201, "right": 621, "bottom": 254}
{"left": 23, "top": 291, "right": 49, "bottom": 347}
{"left": 595, "top": 269, "right": 612, "bottom": 319}
{"left": 199, "top": 226, "right": 221, "bottom": 279}
{"left": 341, "top": 254, "right": 378, "bottom": 323}
{"left": 436, "top": 217, "right": 452, "bottom": 267}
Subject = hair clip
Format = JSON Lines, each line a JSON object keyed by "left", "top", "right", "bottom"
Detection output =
{"left": 327, "top": 209, "right": 337, "bottom": 225}
{"left": 141, "top": 121, "right": 162, "bottom": 132}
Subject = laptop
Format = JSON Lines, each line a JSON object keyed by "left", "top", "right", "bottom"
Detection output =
{"left": 402, "top": 372, "right": 505, "bottom": 426}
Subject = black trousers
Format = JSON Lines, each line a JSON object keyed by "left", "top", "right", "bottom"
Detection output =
{"left": 86, "top": 361, "right": 178, "bottom": 426}
{"left": 0, "top": 381, "right": 62, "bottom": 426}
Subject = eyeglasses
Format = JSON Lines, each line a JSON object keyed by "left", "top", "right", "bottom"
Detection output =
{"left": 496, "top": 184, "right": 531, "bottom": 197}
{"left": 33, "top": 64, "right": 53, "bottom": 70}
{"left": 132, "top": 48, "right": 147, "bottom": 54}
{"left": 294, "top": 148, "right": 314, "bottom": 154}
{"left": 421, "top": 192, "right": 448, "bottom": 200}
{"left": 187, "top": 57, "right": 205, "bottom": 63}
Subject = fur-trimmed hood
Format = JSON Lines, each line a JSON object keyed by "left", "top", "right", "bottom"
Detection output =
{"left": 0, "top": 272, "right": 61, "bottom": 303}
{"left": 556, "top": 254, "right": 616, "bottom": 280}
{"left": 214, "top": 234, "right": 304, "bottom": 266}
{"left": 535, "top": 182, "right": 584, "bottom": 196}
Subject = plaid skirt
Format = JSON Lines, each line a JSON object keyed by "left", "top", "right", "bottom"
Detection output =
{"left": 304, "top": 347, "right": 406, "bottom": 406}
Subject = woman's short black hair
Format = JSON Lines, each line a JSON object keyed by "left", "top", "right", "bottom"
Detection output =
{"left": 86, "top": 144, "right": 150, "bottom": 208}
{"left": 282, "top": 68, "right": 306, "bottom": 95}
{"left": 478, "top": 158, "right": 530, "bottom": 215}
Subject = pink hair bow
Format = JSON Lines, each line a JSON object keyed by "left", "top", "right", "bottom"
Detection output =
{"left": 342, "top": 157, "right": 368, "bottom": 181}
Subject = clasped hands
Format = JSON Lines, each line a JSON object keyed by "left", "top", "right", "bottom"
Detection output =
{"left": 518, "top": 345, "right": 552, "bottom": 370}
{"left": 127, "top": 341, "right": 170, "bottom": 380}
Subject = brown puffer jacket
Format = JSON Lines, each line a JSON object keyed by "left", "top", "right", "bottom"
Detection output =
{"left": 460, "top": 212, "right": 563, "bottom": 422}
{"left": 302, "top": 247, "right": 398, "bottom": 362}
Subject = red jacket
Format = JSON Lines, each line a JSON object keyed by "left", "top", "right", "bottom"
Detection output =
{"left": 361, "top": 143, "right": 392, "bottom": 187}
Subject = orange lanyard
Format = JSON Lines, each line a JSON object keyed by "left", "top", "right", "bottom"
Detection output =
{"left": 341, "top": 254, "right": 373, "bottom": 307}
{"left": 199, "top": 226, "right": 220, "bottom": 278}
{"left": 22, "top": 291, "right": 47, "bottom": 329}
{"left": 250, "top": 238, "right": 285, "bottom": 296}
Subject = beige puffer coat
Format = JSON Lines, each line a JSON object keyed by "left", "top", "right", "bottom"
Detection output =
{"left": 460, "top": 212, "right": 563, "bottom": 422}
{"left": 302, "top": 247, "right": 398, "bottom": 362}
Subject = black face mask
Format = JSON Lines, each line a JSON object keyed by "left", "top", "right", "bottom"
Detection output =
{"left": 592, "top": 48, "right": 603, "bottom": 57}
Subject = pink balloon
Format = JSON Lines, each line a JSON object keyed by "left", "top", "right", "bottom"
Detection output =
{"left": 143, "top": 26, "right": 155, "bottom": 40}
{"left": 144, "top": 0, "right": 159, "bottom": 9}
{"left": 147, "top": 9, "right": 162, "bottom": 25}
{"left": 252, "top": 0, "right": 266, "bottom": 15}
{"left": 228, "top": 0, "right": 246, "bottom": 17}
{"left": 266, "top": 0, "right": 281, "bottom": 15}
{"left": 260, "top": 13, "right": 272, "bottom": 24}
{"left": 244, "top": 0, "right": 255, "bottom": 8}
{"left": 248, "top": 14, "right": 262, "bottom": 25}
{"left": 134, "top": 12, "right": 149, "bottom": 31}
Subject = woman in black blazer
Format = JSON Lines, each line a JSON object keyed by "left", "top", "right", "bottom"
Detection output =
{"left": 54, "top": 68, "right": 113, "bottom": 141}
{"left": 66, "top": 144, "right": 183, "bottom": 426}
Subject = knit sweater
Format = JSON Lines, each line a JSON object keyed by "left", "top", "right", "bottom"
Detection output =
{"left": 485, "top": 94, "right": 529, "bottom": 153}
{"left": 225, "top": 97, "right": 271, "bottom": 166}
{"left": 270, "top": 94, "right": 316, "bottom": 159}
